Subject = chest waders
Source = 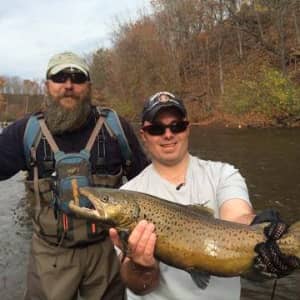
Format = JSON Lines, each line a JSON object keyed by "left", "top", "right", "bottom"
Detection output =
{"left": 23, "top": 108, "right": 132, "bottom": 246}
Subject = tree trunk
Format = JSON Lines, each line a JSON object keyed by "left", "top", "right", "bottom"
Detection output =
{"left": 253, "top": 1, "right": 265, "bottom": 45}
{"left": 218, "top": 38, "right": 224, "bottom": 95}
{"left": 293, "top": 10, "right": 300, "bottom": 45}
{"left": 24, "top": 95, "right": 29, "bottom": 114}
{"left": 206, "top": 37, "right": 211, "bottom": 96}
{"left": 276, "top": 5, "right": 287, "bottom": 75}
{"left": 236, "top": 23, "right": 243, "bottom": 59}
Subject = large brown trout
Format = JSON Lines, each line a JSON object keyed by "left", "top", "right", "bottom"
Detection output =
{"left": 69, "top": 186, "right": 300, "bottom": 282}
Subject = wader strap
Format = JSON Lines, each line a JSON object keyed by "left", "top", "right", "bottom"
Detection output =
{"left": 85, "top": 115, "right": 106, "bottom": 152}
{"left": 103, "top": 122, "right": 115, "bottom": 138}
{"left": 31, "top": 147, "right": 41, "bottom": 214}
{"left": 95, "top": 107, "right": 115, "bottom": 138}
{"left": 99, "top": 107, "right": 133, "bottom": 168}
{"left": 38, "top": 118, "right": 60, "bottom": 153}
{"left": 30, "top": 147, "right": 45, "bottom": 238}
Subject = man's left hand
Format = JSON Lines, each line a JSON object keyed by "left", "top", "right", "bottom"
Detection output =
{"left": 252, "top": 210, "right": 300, "bottom": 278}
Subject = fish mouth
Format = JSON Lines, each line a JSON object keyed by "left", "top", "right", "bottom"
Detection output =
{"left": 68, "top": 187, "right": 108, "bottom": 220}
{"left": 79, "top": 188, "right": 107, "bottom": 217}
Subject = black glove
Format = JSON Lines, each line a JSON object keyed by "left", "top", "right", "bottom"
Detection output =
{"left": 251, "top": 208, "right": 282, "bottom": 226}
{"left": 251, "top": 209, "right": 300, "bottom": 278}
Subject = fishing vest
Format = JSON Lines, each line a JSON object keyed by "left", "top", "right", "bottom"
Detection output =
{"left": 23, "top": 108, "right": 132, "bottom": 247}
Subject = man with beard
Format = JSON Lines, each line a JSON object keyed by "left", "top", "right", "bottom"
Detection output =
{"left": 0, "top": 51, "right": 149, "bottom": 300}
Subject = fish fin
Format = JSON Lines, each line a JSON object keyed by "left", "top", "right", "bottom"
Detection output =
{"left": 187, "top": 204, "right": 214, "bottom": 217}
{"left": 187, "top": 269, "right": 210, "bottom": 289}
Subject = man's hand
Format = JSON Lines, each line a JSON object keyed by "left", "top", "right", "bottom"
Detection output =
{"left": 109, "top": 220, "right": 157, "bottom": 267}
{"left": 109, "top": 220, "right": 160, "bottom": 295}
{"left": 251, "top": 209, "right": 300, "bottom": 278}
{"left": 254, "top": 239, "right": 300, "bottom": 278}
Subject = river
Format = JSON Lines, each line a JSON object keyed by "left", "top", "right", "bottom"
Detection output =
{"left": 189, "top": 127, "right": 300, "bottom": 300}
{"left": 0, "top": 126, "right": 299, "bottom": 299}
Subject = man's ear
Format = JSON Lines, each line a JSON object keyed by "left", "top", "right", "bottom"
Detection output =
{"left": 45, "top": 80, "right": 50, "bottom": 92}
{"left": 187, "top": 122, "right": 191, "bottom": 136}
{"left": 140, "top": 129, "right": 146, "bottom": 142}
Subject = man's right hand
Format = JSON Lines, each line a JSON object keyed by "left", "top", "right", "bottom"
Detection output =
{"left": 109, "top": 220, "right": 160, "bottom": 295}
{"left": 109, "top": 220, "right": 157, "bottom": 268}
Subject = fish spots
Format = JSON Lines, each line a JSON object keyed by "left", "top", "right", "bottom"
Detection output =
{"left": 204, "top": 241, "right": 219, "bottom": 257}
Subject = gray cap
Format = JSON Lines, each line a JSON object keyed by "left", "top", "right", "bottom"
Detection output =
{"left": 142, "top": 91, "right": 187, "bottom": 123}
{"left": 46, "top": 51, "right": 90, "bottom": 77}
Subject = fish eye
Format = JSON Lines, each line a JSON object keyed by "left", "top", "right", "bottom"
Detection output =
{"left": 102, "top": 195, "right": 110, "bottom": 202}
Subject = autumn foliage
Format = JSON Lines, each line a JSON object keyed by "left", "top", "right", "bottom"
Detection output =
{"left": 1, "top": 0, "right": 299, "bottom": 127}
{"left": 89, "top": 0, "right": 300, "bottom": 127}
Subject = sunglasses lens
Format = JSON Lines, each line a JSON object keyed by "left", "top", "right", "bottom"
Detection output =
{"left": 50, "top": 72, "right": 67, "bottom": 83}
{"left": 145, "top": 124, "right": 165, "bottom": 135}
{"left": 170, "top": 121, "right": 189, "bottom": 133}
{"left": 50, "top": 72, "right": 88, "bottom": 84}
{"left": 71, "top": 73, "right": 89, "bottom": 84}
{"left": 143, "top": 121, "right": 189, "bottom": 136}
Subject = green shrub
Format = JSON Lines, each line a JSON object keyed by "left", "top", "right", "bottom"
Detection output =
{"left": 222, "top": 67, "right": 300, "bottom": 121}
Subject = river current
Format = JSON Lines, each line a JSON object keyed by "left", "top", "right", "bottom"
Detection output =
{"left": 0, "top": 126, "right": 299, "bottom": 299}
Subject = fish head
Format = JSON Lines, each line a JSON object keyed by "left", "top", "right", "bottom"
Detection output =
{"left": 70, "top": 187, "right": 140, "bottom": 229}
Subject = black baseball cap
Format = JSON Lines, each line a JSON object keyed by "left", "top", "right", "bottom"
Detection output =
{"left": 141, "top": 91, "right": 187, "bottom": 123}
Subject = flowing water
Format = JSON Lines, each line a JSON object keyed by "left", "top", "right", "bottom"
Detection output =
{"left": 0, "top": 126, "right": 299, "bottom": 299}
{"left": 189, "top": 127, "right": 300, "bottom": 300}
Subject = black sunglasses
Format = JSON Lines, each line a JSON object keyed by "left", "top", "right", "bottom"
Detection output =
{"left": 49, "top": 71, "right": 89, "bottom": 84}
{"left": 142, "top": 121, "right": 189, "bottom": 136}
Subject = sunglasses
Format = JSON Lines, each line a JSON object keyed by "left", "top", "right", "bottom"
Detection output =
{"left": 49, "top": 71, "right": 89, "bottom": 84}
{"left": 142, "top": 121, "right": 189, "bottom": 136}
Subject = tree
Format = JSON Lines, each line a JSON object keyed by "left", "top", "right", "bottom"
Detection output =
{"left": 0, "top": 77, "right": 6, "bottom": 113}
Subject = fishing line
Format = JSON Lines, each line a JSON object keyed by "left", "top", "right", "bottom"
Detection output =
{"left": 270, "top": 279, "right": 277, "bottom": 300}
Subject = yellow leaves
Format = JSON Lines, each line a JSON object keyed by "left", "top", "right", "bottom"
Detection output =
{"left": 222, "top": 66, "right": 300, "bottom": 122}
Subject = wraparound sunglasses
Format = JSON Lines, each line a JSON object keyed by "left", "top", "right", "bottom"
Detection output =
{"left": 142, "top": 121, "right": 189, "bottom": 136}
{"left": 49, "top": 71, "right": 89, "bottom": 84}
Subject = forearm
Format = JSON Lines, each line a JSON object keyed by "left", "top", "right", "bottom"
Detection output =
{"left": 231, "top": 213, "right": 256, "bottom": 225}
{"left": 220, "top": 198, "right": 255, "bottom": 225}
{"left": 120, "top": 257, "right": 160, "bottom": 295}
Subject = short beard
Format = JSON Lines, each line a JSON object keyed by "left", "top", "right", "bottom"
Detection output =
{"left": 44, "top": 92, "right": 92, "bottom": 135}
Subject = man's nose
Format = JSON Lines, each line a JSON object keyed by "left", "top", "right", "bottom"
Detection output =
{"left": 64, "top": 78, "right": 73, "bottom": 88}
{"left": 163, "top": 128, "right": 174, "bottom": 138}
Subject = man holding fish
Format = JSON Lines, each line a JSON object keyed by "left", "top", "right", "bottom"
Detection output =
{"left": 69, "top": 91, "right": 299, "bottom": 299}
{"left": 107, "top": 91, "right": 299, "bottom": 299}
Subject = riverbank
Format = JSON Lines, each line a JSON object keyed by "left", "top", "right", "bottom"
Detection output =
{"left": 190, "top": 111, "right": 300, "bottom": 129}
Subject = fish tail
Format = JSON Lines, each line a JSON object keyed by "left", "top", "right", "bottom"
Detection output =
{"left": 288, "top": 221, "right": 300, "bottom": 258}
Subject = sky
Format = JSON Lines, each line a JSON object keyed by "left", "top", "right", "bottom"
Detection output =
{"left": 0, "top": 0, "right": 150, "bottom": 80}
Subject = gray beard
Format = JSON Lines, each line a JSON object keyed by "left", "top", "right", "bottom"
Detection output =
{"left": 44, "top": 95, "right": 92, "bottom": 134}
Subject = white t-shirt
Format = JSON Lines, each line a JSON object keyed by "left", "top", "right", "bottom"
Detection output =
{"left": 121, "top": 154, "right": 251, "bottom": 300}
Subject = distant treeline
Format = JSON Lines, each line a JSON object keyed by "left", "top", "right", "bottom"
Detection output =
{"left": 1, "top": 0, "right": 300, "bottom": 127}
{"left": 0, "top": 94, "right": 44, "bottom": 121}
{"left": 88, "top": 0, "right": 300, "bottom": 127}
